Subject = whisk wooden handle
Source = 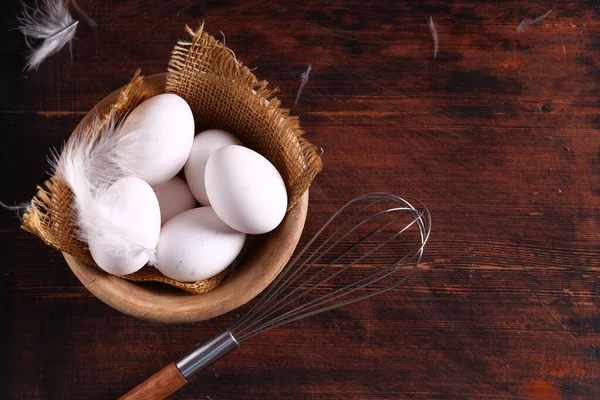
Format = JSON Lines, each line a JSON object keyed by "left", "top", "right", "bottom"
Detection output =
{"left": 120, "top": 331, "right": 239, "bottom": 399}
{"left": 119, "top": 362, "right": 187, "bottom": 400}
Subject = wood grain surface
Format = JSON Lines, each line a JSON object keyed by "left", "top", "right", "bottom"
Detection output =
{"left": 1, "top": 0, "right": 599, "bottom": 399}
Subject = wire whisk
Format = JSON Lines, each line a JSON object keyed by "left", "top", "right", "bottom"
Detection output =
{"left": 121, "top": 193, "right": 431, "bottom": 400}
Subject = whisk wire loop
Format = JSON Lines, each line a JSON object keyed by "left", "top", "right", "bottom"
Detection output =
{"left": 231, "top": 193, "right": 431, "bottom": 342}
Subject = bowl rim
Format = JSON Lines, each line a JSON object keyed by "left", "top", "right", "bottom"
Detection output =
{"left": 63, "top": 73, "right": 309, "bottom": 324}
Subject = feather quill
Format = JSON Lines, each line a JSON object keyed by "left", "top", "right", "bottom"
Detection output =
{"left": 17, "top": 0, "right": 80, "bottom": 70}
{"left": 53, "top": 117, "right": 157, "bottom": 265}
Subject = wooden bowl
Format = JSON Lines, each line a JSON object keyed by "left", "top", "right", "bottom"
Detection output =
{"left": 64, "top": 73, "right": 309, "bottom": 324}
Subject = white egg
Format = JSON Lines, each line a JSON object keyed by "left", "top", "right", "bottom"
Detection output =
{"left": 184, "top": 129, "right": 242, "bottom": 205}
{"left": 87, "top": 176, "right": 161, "bottom": 276}
{"left": 156, "top": 207, "right": 246, "bottom": 282}
{"left": 152, "top": 176, "right": 197, "bottom": 225}
{"left": 205, "top": 145, "right": 288, "bottom": 235}
{"left": 119, "top": 93, "right": 194, "bottom": 185}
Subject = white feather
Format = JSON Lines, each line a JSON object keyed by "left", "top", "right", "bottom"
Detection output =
{"left": 429, "top": 16, "right": 439, "bottom": 60}
{"left": 294, "top": 65, "right": 312, "bottom": 106}
{"left": 53, "top": 117, "right": 157, "bottom": 265}
{"left": 17, "top": 0, "right": 79, "bottom": 70}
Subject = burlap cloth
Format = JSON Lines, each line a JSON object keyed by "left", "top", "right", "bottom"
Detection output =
{"left": 21, "top": 25, "right": 322, "bottom": 294}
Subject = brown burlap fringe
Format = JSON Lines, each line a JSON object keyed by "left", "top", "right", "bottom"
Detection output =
{"left": 20, "top": 25, "right": 322, "bottom": 294}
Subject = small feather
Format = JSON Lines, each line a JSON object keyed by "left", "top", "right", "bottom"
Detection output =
{"left": 429, "top": 16, "right": 439, "bottom": 60}
{"left": 53, "top": 117, "right": 157, "bottom": 265}
{"left": 294, "top": 65, "right": 312, "bottom": 106}
{"left": 0, "top": 200, "right": 31, "bottom": 215}
{"left": 17, "top": 0, "right": 79, "bottom": 70}
{"left": 517, "top": 9, "right": 553, "bottom": 32}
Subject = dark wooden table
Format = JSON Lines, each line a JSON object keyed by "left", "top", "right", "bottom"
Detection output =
{"left": 1, "top": 1, "right": 599, "bottom": 399}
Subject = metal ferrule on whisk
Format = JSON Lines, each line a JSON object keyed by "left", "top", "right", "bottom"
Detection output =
{"left": 176, "top": 330, "right": 239, "bottom": 380}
